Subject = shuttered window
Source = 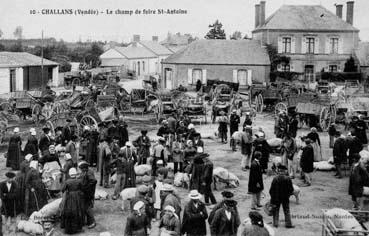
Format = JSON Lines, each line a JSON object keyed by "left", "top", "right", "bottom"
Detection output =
{"left": 237, "top": 70, "right": 247, "bottom": 85}
{"left": 192, "top": 69, "right": 202, "bottom": 84}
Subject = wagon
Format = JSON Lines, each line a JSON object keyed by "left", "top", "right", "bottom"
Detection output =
{"left": 119, "top": 88, "right": 157, "bottom": 115}
{"left": 322, "top": 209, "right": 369, "bottom": 236}
{"left": 176, "top": 92, "right": 207, "bottom": 124}
{"left": 64, "top": 70, "right": 91, "bottom": 89}
{"left": 209, "top": 83, "right": 237, "bottom": 123}
{"left": 153, "top": 90, "right": 177, "bottom": 122}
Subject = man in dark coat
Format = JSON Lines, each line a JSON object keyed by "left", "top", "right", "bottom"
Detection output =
{"left": 333, "top": 131, "right": 347, "bottom": 178}
{"left": 202, "top": 154, "right": 217, "bottom": 205}
{"left": 61, "top": 119, "right": 73, "bottom": 146}
{"left": 208, "top": 191, "right": 236, "bottom": 224}
{"left": 269, "top": 165, "right": 294, "bottom": 228}
{"left": 229, "top": 110, "right": 240, "bottom": 150}
{"left": 348, "top": 132, "right": 363, "bottom": 167}
{"left": 23, "top": 128, "right": 39, "bottom": 161}
{"left": 167, "top": 113, "right": 177, "bottom": 134}
{"left": 182, "top": 190, "right": 208, "bottom": 236}
{"left": 121, "top": 142, "right": 137, "bottom": 188}
{"left": 157, "top": 120, "right": 171, "bottom": 137}
{"left": 288, "top": 114, "right": 298, "bottom": 138}
{"left": 248, "top": 151, "right": 264, "bottom": 210}
{"left": 210, "top": 199, "right": 241, "bottom": 236}
{"left": 107, "top": 120, "right": 120, "bottom": 141}
{"left": 243, "top": 112, "right": 252, "bottom": 128}
{"left": 253, "top": 132, "right": 271, "bottom": 173}
{"left": 300, "top": 138, "right": 314, "bottom": 186}
{"left": 39, "top": 127, "right": 51, "bottom": 155}
{"left": 134, "top": 130, "right": 151, "bottom": 165}
{"left": 275, "top": 112, "right": 288, "bottom": 138}
{"left": 356, "top": 115, "right": 368, "bottom": 145}
{"left": 78, "top": 162, "right": 97, "bottom": 229}
{"left": 349, "top": 156, "right": 369, "bottom": 210}
{"left": 118, "top": 117, "right": 129, "bottom": 147}
{"left": 98, "top": 138, "right": 111, "bottom": 187}
{"left": 189, "top": 155, "right": 204, "bottom": 193}
{"left": 0, "top": 172, "right": 18, "bottom": 231}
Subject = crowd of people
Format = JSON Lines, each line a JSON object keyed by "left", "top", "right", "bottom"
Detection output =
{"left": 1, "top": 102, "right": 369, "bottom": 235}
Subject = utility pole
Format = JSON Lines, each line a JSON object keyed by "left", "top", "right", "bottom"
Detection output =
{"left": 41, "top": 30, "right": 44, "bottom": 89}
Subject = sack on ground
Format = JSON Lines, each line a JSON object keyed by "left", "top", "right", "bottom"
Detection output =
{"left": 213, "top": 167, "right": 240, "bottom": 187}
{"left": 95, "top": 189, "right": 109, "bottom": 200}
{"left": 120, "top": 187, "right": 137, "bottom": 201}
{"left": 39, "top": 198, "right": 62, "bottom": 217}
{"left": 314, "top": 161, "right": 335, "bottom": 171}
{"left": 325, "top": 208, "right": 363, "bottom": 230}
{"left": 18, "top": 220, "right": 43, "bottom": 234}
{"left": 135, "top": 164, "right": 152, "bottom": 176}
{"left": 267, "top": 138, "right": 282, "bottom": 147}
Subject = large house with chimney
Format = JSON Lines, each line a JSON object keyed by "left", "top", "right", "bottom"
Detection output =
{"left": 252, "top": 1, "right": 359, "bottom": 82}
{"left": 100, "top": 35, "right": 173, "bottom": 78}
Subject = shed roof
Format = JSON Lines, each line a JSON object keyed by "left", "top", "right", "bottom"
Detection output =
{"left": 114, "top": 46, "right": 157, "bottom": 59}
{"left": 0, "top": 52, "right": 58, "bottom": 68}
{"left": 253, "top": 5, "right": 359, "bottom": 32}
{"left": 162, "top": 40, "right": 270, "bottom": 65}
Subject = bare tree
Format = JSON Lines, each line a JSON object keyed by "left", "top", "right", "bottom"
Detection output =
{"left": 13, "top": 26, "right": 23, "bottom": 39}
{"left": 230, "top": 31, "right": 242, "bottom": 40}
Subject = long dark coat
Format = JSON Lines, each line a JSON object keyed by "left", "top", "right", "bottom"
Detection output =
{"left": 189, "top": 159, "right": 204, "bottom": 193}
{"left": 269, "top": 173, "right": 294, "bottom": 204}
{"left": 0, "top": 181, "right": 18, "bottom": 217}
{"left": 248, "top": 159, "right": 264, "bottom": 194}
{"left": 60, "top": 178, "right": 84, "bottom": 234}
{"left": 79, "top": 169, "right": 97, "bottom": 202}
{"left": 288, "top": 117, "right": 298, "bottom": 138}
{"left": 118, "top": 124, "right": 129, "bottom": 147}
{"left": 253, "top": 138, "right": 271, "bottom": 170}
{"left": 356, "top": 120, "right": 368, "bottom": 144}
{"left": 300, "top": 144, "right": 314, "bottom": 173}
{"left": 88, "top": 130, "right": 99, "bottom": 165}
{"left": 23, "top": 135, "right": 39, "bottom": 160}
{"left": 61, "top": 125, "right": 72, "bottom": 146}
{"left": 135, "top": 135, "right": 151, "bottom": 162}
{"left": 39, "top": 133, "right": 51, "bottom": 153}
{"left": 125, "top": 152, "right": 137, "bottom": 188}
{"left": 7, "top": 134, "right": 22, "bottom": 170}
{"left": 229, "top": 114, "right": 240, "bottom": 135}
{"left": 333, "top": 137, "right": 347, "bottom": 164}
{"left": 182, "top": 200, "right": 208, "bottom": 236}
{"left": 349, "top": 164, "right": 369, "bottom": 198}
{"left": 210, "top": 208, "right": 241, "bottom": 236}
{"left": 125, "top": 212, "right": 150, "bottom": 236}
{"left": 25, "top": 168, "right": 48, "bottom": 216}
{"left": 15, "top": 160, "right": 31, "bottom": 213}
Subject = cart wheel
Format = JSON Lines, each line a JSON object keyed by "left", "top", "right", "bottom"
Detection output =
{"left": 275, "top": 102, "right": 287, "bottom": 117}
{"left": 52, "top": 102, "right": 64, "bottom": 114}
{"left": 41, "top": 103, "right": 53, "bottom": 120}
{"left": 32, "top": 104, "right": 42, "bottom": 124}
{"left": 79, "top": 115, "right": 98, "bottom": 133}
{"left": 46, "top": 121, "right": 55, "bottom": 137}
{"left": 0, "top": 102, "right": 12, "bottom": 113}
{"left": 72, "top": 78, "right": 81, "bottom": 88}
{"left": 320, "top": 106, "right": 332, "bottom": 131}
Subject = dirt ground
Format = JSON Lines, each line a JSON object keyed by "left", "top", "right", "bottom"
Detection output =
{"left": 0, "top": 112, "right": 357, "bottom": 236}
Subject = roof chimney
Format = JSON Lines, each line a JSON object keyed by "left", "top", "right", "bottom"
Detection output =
{"left": 335, "top": 4, "right": 343, "bottom": 19}
{"left": 255, "top": 4, "right": 260, "bottom": 28}
{"left": 346, "top": 1, "right": 354, "bottom": 25}
{"left": 152, "top": 36, "right": 158, "bottom": 42}
{"left": 259, "top": 1, "right": 266, "bottom": 27}
{"left": 133, "top": 35, "right": 140, "bottom": 42}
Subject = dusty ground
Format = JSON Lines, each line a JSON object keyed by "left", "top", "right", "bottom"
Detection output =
{"left": 0, "top": 111, "right": 357, "bottom": 236}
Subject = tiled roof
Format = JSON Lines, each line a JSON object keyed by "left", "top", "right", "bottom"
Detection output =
{"left": 253, "top": 5, "right": 359, "bottom": 32}
{"left": 114, "top": 46, "right": 157, "bottom": 59}
{"left": 139, "top": 41, "right": 173, "bottom": 56}
{"left": 0, "top": 52, "right": 58, "bottom": 68}
{"left": 162, "top": 40, "right": 270, "bottom": 65}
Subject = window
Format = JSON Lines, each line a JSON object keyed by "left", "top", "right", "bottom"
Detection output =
{"left": 330, "top": 38, "right": 339, "bottom": 54}
{"left": 237, "top": 70, "right": 247, "bottom": 85}
{"left": 282, "top": 37, "right": 291, "bottom": 53}
{"left": 304, "top": 65, "right": 314, "bottom": 82}
{"left": 329, "top": 65, "right": 338, "bottom": 72}
{"left": 306, "top": 37, "right": 315, "bottom": 54}
{"left": 142, "top": 61, "right": 145, "bottom": 72}
{"left": 192, "top": 69, "right": 202, "bottom": 84}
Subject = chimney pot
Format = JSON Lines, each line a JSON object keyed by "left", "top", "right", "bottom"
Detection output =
{"left": 255, "top": 4, "right": 260, "bottom": 28}
{"left": 335, "top": 4, "right": 343, "bottom": 19}
{"left": 346, "top": 1, "right": 354, "bottom": 25}
{"left": 259, "top": 1, "right": 266, "bottom": 27}
{"left": 133, "top": 35, "right": 140, "bottom": 42}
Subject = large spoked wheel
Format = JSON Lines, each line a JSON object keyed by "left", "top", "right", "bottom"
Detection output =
{"left": 275, "top": 102, "right": 287, "bottom": 117}
{"left": 79, "top": 115, "right": 98, "bottom": 133}
{"left": 85, "top": 99, "right": 95, "bottom": 112}
{"left": 319, "top": 106, "right": 334, "bottom": 131}
{"left": 32, "top": 104, "right": 42, "bottom": 124}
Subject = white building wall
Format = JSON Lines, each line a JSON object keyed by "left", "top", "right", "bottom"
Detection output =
{"left": 52, "top": 66, "right": 59, "bottom": 87}
{"left": 0, "top": 68, "right": 10, "bottom": 94}
{"left": 15, "top": 67, "right": 23, "bottom": 91}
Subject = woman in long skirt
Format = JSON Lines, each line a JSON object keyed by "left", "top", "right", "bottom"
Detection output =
{"left": 15, "top": 154, "right": 33, "bottom": 214}
{"left": 25, "top": 161, "right": 48, "bottom": 216}
{"left": 60, "top": 168, "right": 84, "bottom": 234}
{"left": 306, "top": 127, "right": 322, "bottom": 162}
{"left": 7, "top": 127, "right": 22, "bottom": 170}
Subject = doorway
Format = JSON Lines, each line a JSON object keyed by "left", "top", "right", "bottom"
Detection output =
{"left": 10, "top": 69, "right": 16, "bottom": 92}
{"left": 165, "top": 68, "right": 173, "bottom": 89}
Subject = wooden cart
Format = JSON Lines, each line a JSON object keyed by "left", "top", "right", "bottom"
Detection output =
{"left": 176, "top": 92, "right": 207, "bottom": 124}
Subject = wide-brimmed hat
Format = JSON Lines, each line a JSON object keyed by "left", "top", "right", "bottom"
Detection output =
{"left": 162, "top": 120, "right": 168, "bottom": 125}
{"left": 157, "top": 160, "right": 164, "bottom": 165}
{"left": 221, "top": 191, "right": 234, "bottom": 199}
{"left": 188, "top": 190, "right": 201, "bottom": 200}
{"left": 78, "top": 161, "right": 89, "bottom": 169}
{"left": 5, "top": 171, "right": 15, "bottom": 178}
{"left": 141, "top": 130, "right": 148, "bottom": 135}
{"left": 224, "top": 199, "right": 237, "bottom": 207}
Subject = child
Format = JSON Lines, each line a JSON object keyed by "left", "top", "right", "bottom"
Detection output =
{"left": 172, "top": 139, "right": 184, "bottom": 174}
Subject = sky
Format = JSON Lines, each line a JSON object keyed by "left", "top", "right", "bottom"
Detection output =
{"left": 0, "top": 0, "right": 368, "bottom": 43}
